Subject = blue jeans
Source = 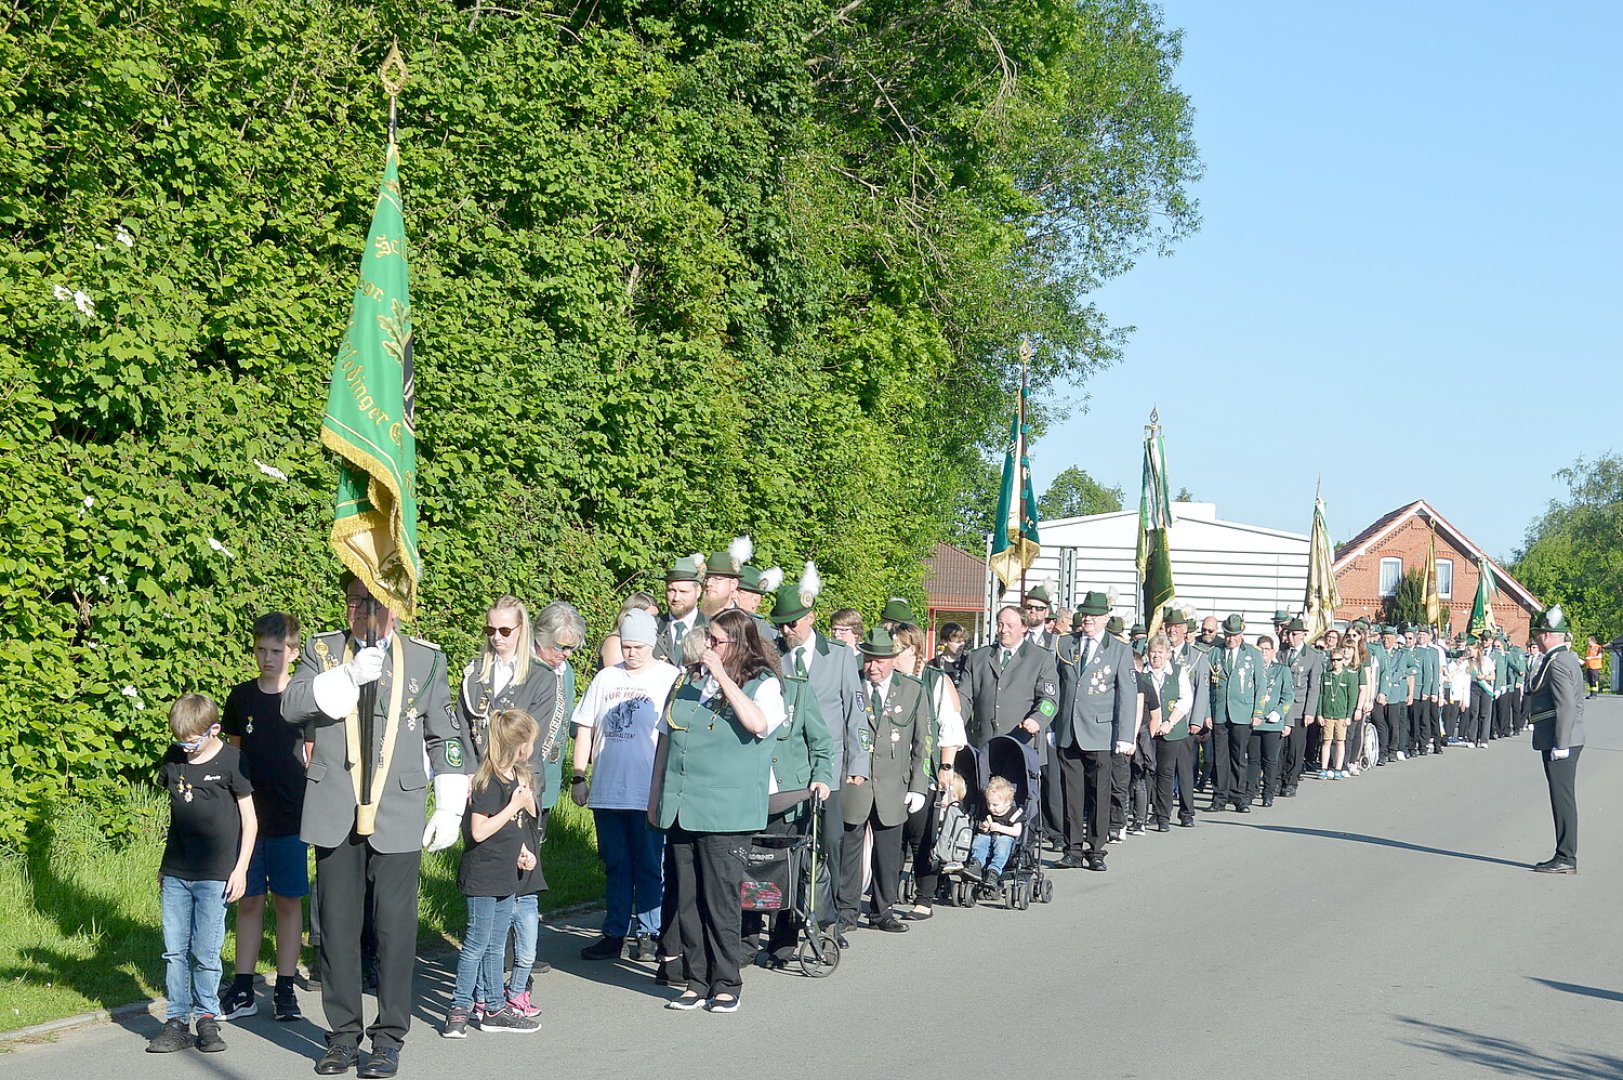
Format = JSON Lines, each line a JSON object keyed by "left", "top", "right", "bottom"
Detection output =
{"left": 452, "top": 895, "right": 515, "bottom": 1010}
{"left": 594, "top": 809, "right": 663, "bottom": 939}
{"left": 969, "top": 833, "right": 1015, "bottom": 875}
{"left": 160, "top": 875, "right": 227, "bottom": 1021}
{"left": 506, "top": 894, "right": 539, "bottom": 999}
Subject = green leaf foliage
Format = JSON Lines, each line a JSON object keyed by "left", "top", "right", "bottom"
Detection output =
{"left": 0, "top": 0, "right": 1199, "bottom": 845}
{"left": 1512, "top": 454, "right": 1623, "bottom": 643}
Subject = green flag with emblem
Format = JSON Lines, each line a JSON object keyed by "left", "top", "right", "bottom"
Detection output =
{"left": 1468, "top": 556, "right": 1498, "bottom": 638}
{"left": 321, "top": 137, "right": 419, "bottom": 619}
{"left": 990, "top": 350, "right": 1040, "bottom": 590}
{"left": 1137, "top": 411, "right": 1175, "bottom": 637}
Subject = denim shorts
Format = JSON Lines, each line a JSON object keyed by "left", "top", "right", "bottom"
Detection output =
{"left": 244, "top": 834, "right": 311, "bottom": 898}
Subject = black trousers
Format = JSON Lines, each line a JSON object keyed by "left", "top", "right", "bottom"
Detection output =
{"left": 1222, "top": 723, "right": 1250, "bottom": 805}
{"left": 1039, "top": 759, "right": 1066, "bottom": 842}
{"left": 1129, "top": 749, "right": 1153, "bottom": 825}
{"left": 1246, "top": 729, "right": 1282, "bottom": 799}
{"left": 1468, "top": 685, "right": 1491, "bottom": 743}
{"left": 1110, "top": 753, "right": 1129, "bottom": 831}
{"left": 1152, "top": 736, "right": 1193, "bottom": 825}
{"left": 1494, "top": 694, "right": 1514, "bottom": 739}
{"left": 902, "top": 797, "right": 941, "bottom": 905}
{"left": 1194, "top": 729, "right": 1215, "bottom": 789}
{"left": 313, "top": 834, "right": 421, "bottom": 1052}
{"left": 665, "top": 825, "right": 749, "bottom": 998}
{"left": 1443, "top": 701, "right": 1461, "bottom": 740}
{"left": 1378, "top": 702, "right": 1408, "bottom": 760}
{"left": 1280, "top": 721, "right": 1305, "bottom": 788}
{"left": 1542, "top": 746, "right": 1581, "bottom": 862}
{"left": 840, "top": 812, "right": 905, "bottom": 922}
{"left": 1515, "top": 688, "right": 1531, "bottom": 732}
{"left": 1209, "top": 723, "right": 1231, "bottom": 802}
{"left": 1058, "top": 743, "right": 1111, "bottom": 855}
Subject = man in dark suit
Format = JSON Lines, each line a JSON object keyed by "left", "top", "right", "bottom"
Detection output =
{"left": 767, "top": 563, "right": 868, "bottom": 945}
{"left": 1022, "top": 585, "right": 1058, "bottom": 650}
{"left": 1528, "top": 606, "right": 1585, "bottom": 873}
{"left": 1276, "top": 617, "right": 1323, "bottom": 796}
{"left": 960, "top": 605, "right": 1059, "bottom": 762}
{"left": 654, "top": 554, "right": 707, "bottom": 665}
{"left": 1052, "top": 590, "right": 1137, "bottom": 870}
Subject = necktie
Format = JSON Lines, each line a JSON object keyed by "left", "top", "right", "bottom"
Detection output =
{"left": 794, "top": 646, "right": 807, "bottom": 678}
{"left": 870, "top": 685, "right": 883, "bottom": 720}
{"left": 1080, "top": 636, "right": 1092, "bottom": 666}
{"left": 1000, "top": 649, "right": 1012, "bottom": 670}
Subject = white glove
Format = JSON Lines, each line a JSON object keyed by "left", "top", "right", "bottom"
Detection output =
{"left": 904, "top": 791, "right": 926, "bottom": 814}
{"left": 422, "top": 773, "right": 470, "bottom": 851}
{"left": 347, "top": 646, "right": 387, "bottom": 686}
{"left": 1267, "top": 711, "right": 1281, "bottom": 724}
{"left": 1114, "top": 741, "right": 1135, "bottom": 755}
{"left": 1550, "top": 747, "right": 1570, "bottom": 761}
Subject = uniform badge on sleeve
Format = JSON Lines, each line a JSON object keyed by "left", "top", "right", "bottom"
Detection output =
{"left": 445, "top": 741, "right": 464, "bottom": 769}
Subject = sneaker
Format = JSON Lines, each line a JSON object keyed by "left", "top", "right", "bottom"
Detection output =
{"left": 961, "top": 860, "right": 984, "bottom": 882}
{"left": 273, "top": 983, "right": 303, "bottom": 1022}
{"left": 147, "top": 1018, "right": 193, "bottom": 1054}
{"left": 195, "top": 1015, "right": 225, "bottom": 1053}
{"left": 1109, "top": 828, "right": 1125, "bottom": 844}
{"left": 479, "top": 1005, "right": 541, "bottom": 1034}
{"left": 1395, "top": 751, "right": 1407, "bottom": 761}
{"left": 219, "top": 983, "right": 257, "bottom": 1020}
{"left": 441, "top": 1006, "right": 470, "bottom": 1039}
{"left": 665, "top": 991, "right": 707, "bottom": 1011}
{"left": 1127, "top": 822, "right": 1146, "bottom": 837}
{"left": 507, "top": 991, "right": 540, "bottom": 1019}
{"left": 941, "top": 860, "right": 964, "bottom": 874}
{"left": 984, "top": 869, "right": 1003, "bottom": 890}
{"left": 704, "top": 995, "right": 740, "bottom": 1014}
{"left": 472, "top": 999, "right": 487, "bottom": 1023}
{"left": 579, "top": 935, "right": 625, "bottom": 961}
{"left": 635, "top": 935, "right": 658, "bottom": 963}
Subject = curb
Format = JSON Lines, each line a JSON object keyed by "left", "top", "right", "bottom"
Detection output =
{"left": 0, "top": 901, "right": 606, "bottom": 1046}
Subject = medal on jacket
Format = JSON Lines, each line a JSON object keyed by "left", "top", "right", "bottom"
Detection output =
{"left": 244, "top": 714, "right": 254, "bottom": 735}
{"left": 315, "top": 637, "right": 334, "bottom": 671}
{"left": 405, "top": 707, "right": 419, "bottom": 732}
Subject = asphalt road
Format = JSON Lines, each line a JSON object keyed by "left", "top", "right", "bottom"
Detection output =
{"left": 11, "top": 700, "right": 1621, "bottom": 1079}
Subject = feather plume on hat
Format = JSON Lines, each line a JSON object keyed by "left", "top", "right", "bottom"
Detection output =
{"left": 799, "top": 562, "right": 823, "bottom": 607}
{"left": 758, "top": 566, "right": 784, "bottom": 593}
{"left": 1106, "top": 586, "right": 1118, "bottom": 610}
{"left": 690, "top": 553, "right": 705, "bottom": 579}
{"left": 729, "top": 535, "right": 754, "bottom": 571}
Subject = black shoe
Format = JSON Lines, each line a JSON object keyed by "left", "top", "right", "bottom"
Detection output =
{"left": 316, "top": 1042, "right": 360, "bottom": 1075}
{"left": 1532, "top": 858, "right": 1577, "bottom": 874}
{"left": 1207, "top": 800, "right": 1226, "bottom": 813}
{"left": 1084, "top": 853, "right": 1107, "bottom": 872}
{"left": 274, "top": 984, "right": 303, "bottom": 1022}
{"left": 834, "top": 929, "right": 851, "bottom": 949}
{"left": 358, "top": 1047, "right": 399, "bottom": 1079}
{"left": 580, "top": 935, "right": 625, "bottom": 961}
{"left": 1261, "top": 796, "right": 1274, "bottom": 808}
{"left": 195, "top": 1015, "right": 225, "bottom": 1053}
{"left": 1153, "top": 821, "right": 1171, "bottom": 833}
{"left": 1281, "top": 787, "right": 1296, "bottom": 798}
{"left": 1177, "top": 817, "right": 1195, "bottom": 828}
{"left": 146, "top": 1018, "right": 192, "bottom": 1054}
{"left": 1232, "top": 802, "right": 1250, "bottom": 813}
{"left": 870, "top": 914, "right": 909, "bottom": 933}
{"left": 219, "top": 983, "right": 257, "bottom": 1020}
{"left": 1054, "top": 853, "right": 1086, "bottom": 869}
{"left": 961, "top": 860, "right": 984, "bottom": 882}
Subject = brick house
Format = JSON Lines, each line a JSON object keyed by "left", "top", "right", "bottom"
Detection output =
{"left": 1333, "top": 500, "right": 1539, "bottom": 641}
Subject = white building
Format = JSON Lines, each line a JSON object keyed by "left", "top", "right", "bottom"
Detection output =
{"left": 994, "top": 502, "right": 1311, "bottom": 633}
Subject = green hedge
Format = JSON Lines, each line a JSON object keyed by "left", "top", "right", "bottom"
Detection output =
{"left": 0, "top": 0, "right": 1198, "bottom": 846}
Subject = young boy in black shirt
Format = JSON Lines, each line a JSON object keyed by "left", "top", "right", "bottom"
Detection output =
{"left": 149, "top": 694, "right": 257, "bottom": 1054}
{"left": 220, "top": 613, "right": 310, "bottom": 1023}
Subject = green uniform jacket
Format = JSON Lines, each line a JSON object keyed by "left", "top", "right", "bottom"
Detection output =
{"left": 655, "top": 672, "right": 777, "bottom": 834}
{"left": 769, "top": 674, "right": 835, "bottom": 793}
{"left": 1377, "top": 647, "right": 1415, "bottom": 700}
{"left": 843, "top": 672, "right": 929, "bottom": 829}
{"left": 1319, "top": 667, "right": 1359, "bottom": 720}
{"left": 1209, "top": 643, "right": 1267, "bottom": 726}
{"left": 1255, "top": 662, "right": 1292, "bottom": 732}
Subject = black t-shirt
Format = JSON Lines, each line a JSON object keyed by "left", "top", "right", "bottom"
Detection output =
{"left": 159, "top": 743, "right": 254, "bottom": 881}
{"left": 458, "top": 773, "right": 531, "bottom": 898}
{"left": 1136, "top": 671, "right": 1161, "bottom": 714}
{"left": 221, "top": 680, "right": 309, "bottom": 837}
{"left": 517, "top": 801, "right": 546, "bottom": 897}
{"left": 983, "top": 803, "right": 1025, "bottom": 831}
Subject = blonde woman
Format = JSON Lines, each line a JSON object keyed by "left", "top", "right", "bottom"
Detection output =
{"left": 892, "top": 622, "right": 966, "bottom": 920}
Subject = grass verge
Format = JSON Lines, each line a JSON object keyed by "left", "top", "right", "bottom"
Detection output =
{"left": 0, "top": 786, "right": 603, "bottom": 1032}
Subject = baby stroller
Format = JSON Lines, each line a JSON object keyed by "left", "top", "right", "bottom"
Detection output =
{"left": 738, "top": 789, "right": 841, "bottom": 978}
{"left": 951, "top": 735, "right": 1053, "bottom": 910}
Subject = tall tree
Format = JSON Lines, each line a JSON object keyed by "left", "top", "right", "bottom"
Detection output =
{"left": 1513, "top": 454, "right": 1623, "bottom": 640}
{"left": 1039, "top": 466, "right": 1125, "bottom": 519}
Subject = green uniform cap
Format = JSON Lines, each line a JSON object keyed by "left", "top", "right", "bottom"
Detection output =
{"left": 666, "top": 553, "right": 705, "bottom": 583}
{"left": 1532, "top": 605, "right": 1569, "bottom": 634}
{"left": 1025, "top": 585, "right": 1052, "bottom": 608}
{"left": 880, "top": 597, "right": 917, "bottom": 624}
{"left": 1075, "top": 590, "right": 1110, "bottom": 616}
{"left": 1221, "top": 614, "right": 1246, "bottom": 635}
{"left": 857, "top": 628, "right": 900, "bottom": 658}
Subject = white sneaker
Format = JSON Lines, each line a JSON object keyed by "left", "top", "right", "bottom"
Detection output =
{"left": 1395, "top": 751, "right": 1407, "bottom": 761}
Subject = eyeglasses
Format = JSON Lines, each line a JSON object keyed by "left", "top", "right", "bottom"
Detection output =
{"left": 1023, "top": 604, "right": 1048, "bottom": 612}
{"left": 706, "top": 634, "right": 732, "bottom": 647}
{"left": 557, "top": 642, "right": 581, "bottom": 655}
{"left": 485, "top": 625, "right": 517, "bottom": 638}
{"left": 345, "top": 595, "right": 381, "bottom": 610}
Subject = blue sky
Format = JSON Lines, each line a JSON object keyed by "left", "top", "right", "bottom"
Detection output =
{"left": 1030, "top": 1, "right": 1622, "bottom": 561}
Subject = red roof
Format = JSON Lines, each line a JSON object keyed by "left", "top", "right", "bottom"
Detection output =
{"left": 923, "top": 542, "right": 985, "bottom": 609}
{"left": 1332, "top": 499, "right": 1539, "bottom": 610}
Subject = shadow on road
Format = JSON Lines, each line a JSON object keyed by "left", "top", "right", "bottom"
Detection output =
{"left": 1529, "top": 977, "right": 1623, "bottom": 1003}
{"left": 1208, "top": 821, "right": 1528, "bottom": 868}
{"left": 1395, "top": 1016, "right": 1623, "bottom": 1078}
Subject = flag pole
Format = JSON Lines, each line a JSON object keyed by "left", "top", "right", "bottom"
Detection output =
{"left": 1018, "top": 340, "right": 1029, "bottom": 599}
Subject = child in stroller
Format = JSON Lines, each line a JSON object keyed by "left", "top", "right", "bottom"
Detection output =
{"left": 962, "top": 776, "right": 1024, "bottom": 891}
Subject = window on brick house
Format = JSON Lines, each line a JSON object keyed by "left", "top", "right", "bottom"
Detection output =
{"left": 1437, "top": 559, "right": 1453, "bottom": 600}
{"left": 1379, "top": 557, "right": 1403, "bottom": 597}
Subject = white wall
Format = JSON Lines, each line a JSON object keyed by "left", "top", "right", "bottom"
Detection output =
{"left": 999, "top": 503, "right": 1311, "bottom": 634}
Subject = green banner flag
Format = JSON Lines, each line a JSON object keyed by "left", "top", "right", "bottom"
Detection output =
{"left": 1136, "top": 416, "right": 1175, "bottom": 637}
{"left": 1468, "top": 556, "right": 1497, "bottom": 638}
{"left": 1303, "top": 491, "right": 1342, "bottom": 644}
{"left": 321, "top": 140, "right": 419, "bottom": 618}
{"left": 990, "top": 372, "right": 1040, "bottom": 590}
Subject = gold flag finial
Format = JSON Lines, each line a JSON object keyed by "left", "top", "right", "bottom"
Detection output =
{"left": 1018, "top": 336, "right": 1033, "bottom": 365}
{"left": 379, "top": 39, "right": 408, "bottom": 98}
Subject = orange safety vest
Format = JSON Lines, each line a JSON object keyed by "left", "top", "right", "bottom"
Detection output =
{"left": 1584, "top": 642, "right": 1603, "bottom": 670}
